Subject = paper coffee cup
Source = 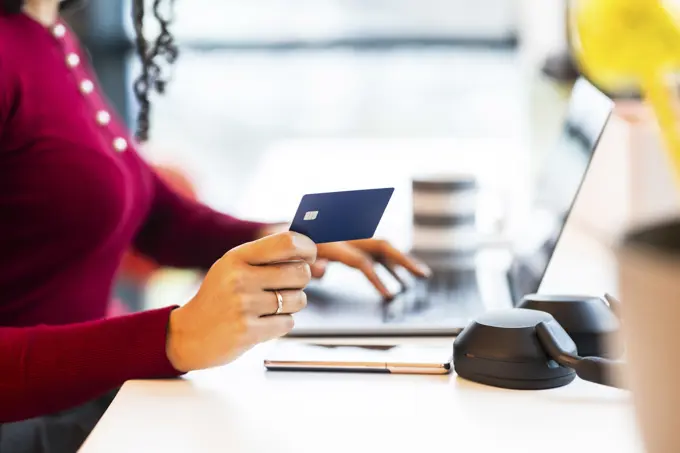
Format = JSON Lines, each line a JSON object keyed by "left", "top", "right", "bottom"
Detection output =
{"left": 411, "top": 174, "right": 479, "bottom": 270}
{"left": 616, "top": 218, "right": 680, "bottom": 453}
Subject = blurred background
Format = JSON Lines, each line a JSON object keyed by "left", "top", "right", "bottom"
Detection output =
{"left": 62, "top": 0, "right": 619, "bottom": 312}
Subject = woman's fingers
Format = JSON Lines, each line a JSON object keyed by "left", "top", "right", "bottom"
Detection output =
{"left": 377, "top": 243, "right": 431, "bottom": 278}
{"left": 232, "top": 231, "right": 317, "bottom": 266}
{"left": 253, "top": 289, "right": 307, "bottom": 317}
{"left": 377, "top": 258, "right": 407, "bottom": 292}
{"left": 352, "top": 239, "right": 432, "bottom": 278}
{"left": 251, "top": 314, "right": 295, "bottom": 343}
{"left": 250, "top": 261, "right": 312, "bottom": 291}
{"left": 310, "top": 259, "right": 329, "bottom": 279}
{"left": 319, "top": 243, "right": 391, "bottom": 299}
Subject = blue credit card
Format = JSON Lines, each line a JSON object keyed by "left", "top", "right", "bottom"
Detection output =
{"left": 289, "top": 188, "right": 394, "bottom": 244}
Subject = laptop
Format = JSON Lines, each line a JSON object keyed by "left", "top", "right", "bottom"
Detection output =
{"left": 288, "top": 77, "right": 614, "bottom": 337}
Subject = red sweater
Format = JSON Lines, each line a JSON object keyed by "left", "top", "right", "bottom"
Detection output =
{"left": 0, "top": 11, "right": 264, "bottom": 422}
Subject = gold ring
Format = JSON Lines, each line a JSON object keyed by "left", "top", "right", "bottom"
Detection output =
{"left": 274, "top": 290, "right": 284, "bottom": 315}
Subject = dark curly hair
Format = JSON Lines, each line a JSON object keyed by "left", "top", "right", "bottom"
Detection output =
{"left": 2, "top": 0, "right": 178, "bottom": 142}
{"left": 131, "top": 0, "right": 178, "bottom": 142}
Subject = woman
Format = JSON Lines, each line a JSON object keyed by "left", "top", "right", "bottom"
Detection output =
{"left": 0, "top": 0, "right": 430, "bottom": 449}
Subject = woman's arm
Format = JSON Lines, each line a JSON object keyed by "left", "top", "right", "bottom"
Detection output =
{"left": 133, "top": 166, "right": 270, "bottom": 270}
{"left": 0, "top": 52, "right": 14, "bottom": 137}
{"left": 0, "top": 307, "right": 182, "bottom": 423}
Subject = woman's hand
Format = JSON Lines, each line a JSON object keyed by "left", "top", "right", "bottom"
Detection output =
{"left": 256, "top": 224, "right": 431, "bottom": 299}
{"left": 313, "top": 239, "right": 431, "bottom": 299}
{"left": 166, "top": 231, "right": 317, "bottom": 373}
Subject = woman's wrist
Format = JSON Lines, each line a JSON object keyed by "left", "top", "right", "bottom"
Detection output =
{"left": 166, "top": 307, "right": 192, "bottom": 373}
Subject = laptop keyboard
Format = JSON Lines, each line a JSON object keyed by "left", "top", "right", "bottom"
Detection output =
{"left": 301, "top": 268, "right": 484, "bottom": 327}
{"left": 381, "top": 269, "right": 482, "bottom": 323}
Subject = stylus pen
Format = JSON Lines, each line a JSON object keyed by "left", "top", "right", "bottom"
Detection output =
{"left": 264, "top": 360, "right": 451, "bottom": 375}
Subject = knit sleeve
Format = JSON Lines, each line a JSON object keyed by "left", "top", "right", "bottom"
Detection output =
{"left": 133, "top": 166, "right": 268, "bottom": 270}
{"left": 0, "top": 306, "right": 183, "bottom": 423}
{"left": 0, "top": 53, "right": 11, "bottom": 137}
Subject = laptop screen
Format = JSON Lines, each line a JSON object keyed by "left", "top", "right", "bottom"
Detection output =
{"left": 289, "top": 77, "right": 614, "bottom": 336}
{"left": 506, "top": 78, "right": 614, "bottom": 304}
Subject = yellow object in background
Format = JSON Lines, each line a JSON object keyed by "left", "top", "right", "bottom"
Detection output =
{"left": 571, "top": 0, "right": 680, "bottom": 185}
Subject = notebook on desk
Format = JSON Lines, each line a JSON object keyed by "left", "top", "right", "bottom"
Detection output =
{"left": 287, "top": 78, "right": 615, "bottom": 337}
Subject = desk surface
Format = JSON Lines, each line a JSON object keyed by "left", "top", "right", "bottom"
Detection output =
{"left": 86, "top": 136, "right": 640, "bottom": 452}
{"left": 80, "top": 337, "right": 642, "bottom": 453}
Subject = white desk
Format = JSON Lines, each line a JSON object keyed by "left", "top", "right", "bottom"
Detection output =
{"left": 85, "top": 223, "right": 639, "bottom": 453}
{"left": 85, "top": 136, "right": 644, "bottom": 452}
{"left": 80, "top": 337, "right": 642, "bottom": 453}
